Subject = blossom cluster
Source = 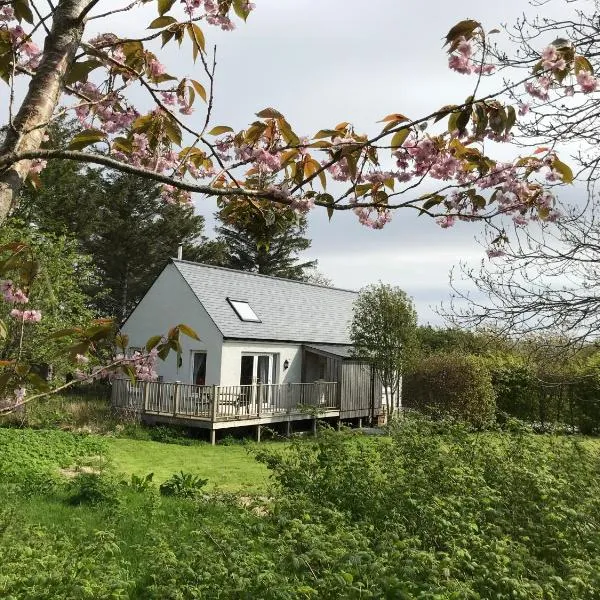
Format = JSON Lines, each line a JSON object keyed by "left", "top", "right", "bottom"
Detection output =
{"left": 0, "top": 280, "right": 29, "bottom": 304}
{"left": 10, "top": 309, "right": 42, "bottom": 323}
{"left": 2, "top": 7, "right": 41, "bottom": 70}
{"left": 181, "top": 0, "right": 255, "bottom": 29}
{"left": 447, "top": 37, "right": 494, "bottom": 76}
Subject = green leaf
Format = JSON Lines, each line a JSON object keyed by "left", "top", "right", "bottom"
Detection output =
{"left": 68, "top": 129, "right": 107, "bottom": 151}
{"left": 445, "top": 20, "right": 480, "bottom": 48}
{"left": 456, "top": 108, "right": 471, "bottom": 134}
{"left": 256, "top": 107, "right": 284, "bottom": 119}
{"left": 314, "top": 129, "right": 342, "bottom": 140}
{"left": 390, "top": 129, "right": 410, "bottom": 149}
{"left": 164, "top": 119, "right": 182, "bottom": 146}
{"left": 13, "top": 0, "right": 33, "bottom": 23}
{"left": 233, "top": 0, "right": 251, "bottom": 21}
{"left": 190, "top": 80, "right": 207, "bottom": 102}
{"left": 187, "top": 23, "right": 205, "bottom": 57}
{"left": 208, "top": 125, "right": 234, "bottom": 136}
{"left": 505, "top": 105, "right": 516, "bottom": 135}
{"left": 421, "top": 195, "right": 444, "bottom": 211}
{"left": 552, "top": 158, "right": 574, "bottom": 184}
{"left": 148, "top": 16, "right": 177, "bottom": 29}
{"left": 65, "top": 60, "right": 101, "bottom": 85}
{"left": 177, "top": 323, "right": 200, "bottom": 341}
{"left": 146, "top": 335, "right": 163, "bottom": 351}
{"left": 574, "top": 55, "right": 594, "bottom": 75}
{"left": 158, "top": 0, "right": 176, "bottom": 16}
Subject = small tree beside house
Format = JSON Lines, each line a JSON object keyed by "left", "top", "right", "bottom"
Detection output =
{"left": 350, "top": 284, "right": 418, "bottom": 419}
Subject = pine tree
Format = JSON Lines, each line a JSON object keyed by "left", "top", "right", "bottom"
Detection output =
{"left": 214, "top": 205, "right": 318, "bottom": 280}
{"left": 15, "top": 121, "right": 213, "bottom": 320}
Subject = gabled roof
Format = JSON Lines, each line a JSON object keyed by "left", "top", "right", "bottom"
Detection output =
{"left": 173, "top": 260, "right": 357, "bottom": 344}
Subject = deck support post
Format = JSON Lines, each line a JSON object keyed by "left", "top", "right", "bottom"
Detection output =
{"left": 173, "top": 382, "right": 180, "bottom": 417}
{"left": 210, "top": 385, "right": 218, "bottom": 422}
{"left": 336, "top": 418, "right": 341, "bottom": 431}
{"left": 358, "top": 417, "right": 363, "bottom": 429}
{"left": 256, "top": 424, "right": 262, "bottom": 443}
{"left": 286, "top": 419, "right": 291, "bottom": 437}
{"left": 210, "top": 429, "right": 216, "bottom": 446}
{"left": 312, "top": 418, "right": 317, "bottom": 437}
{"left": 143, "top": 381, "right": 150, "bottom": 414}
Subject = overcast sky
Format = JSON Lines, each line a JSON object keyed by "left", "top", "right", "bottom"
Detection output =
{"left": 143, "top": 0, "right": 569, "bottom": 324}
{"left": 38, "top": 1, "right": 583, "bottom": 323}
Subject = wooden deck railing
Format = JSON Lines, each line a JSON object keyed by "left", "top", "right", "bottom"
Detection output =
{"left": 111, "top": 379, "right": 339, "bottom": 422}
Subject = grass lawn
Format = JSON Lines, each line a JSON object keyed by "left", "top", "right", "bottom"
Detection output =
{"left": 106, "top": 437, "right": 272, "bottom": 492}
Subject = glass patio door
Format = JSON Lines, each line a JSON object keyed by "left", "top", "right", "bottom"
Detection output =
{"left": 239, "top": 354, "right": 276, "bottom": 405}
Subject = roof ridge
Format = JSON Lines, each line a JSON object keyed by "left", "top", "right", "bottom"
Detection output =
{"left": 172, "top": 258, "right": 358, "bottom": 294}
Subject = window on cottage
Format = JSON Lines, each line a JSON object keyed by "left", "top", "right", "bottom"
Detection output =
{"left": 192, "top": 352, "right": 207, "bottom": 386}
{"left": 227, "top": 298, "right": 261, "bottom": 322}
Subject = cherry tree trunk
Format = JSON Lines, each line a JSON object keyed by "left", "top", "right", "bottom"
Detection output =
{"left": 0, "top": 0, "right": 88, "bottom": 225}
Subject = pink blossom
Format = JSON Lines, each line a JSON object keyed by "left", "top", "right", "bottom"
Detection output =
{"left": 525, "top": 80, "right": 550, "bottom": 101}
{"left": 564, "top": 85, "right": 575, "bottom": 97}
{"left": 29, "top": 159, "right": 47, "bottom": 175}
{"left": 179, "top": 105, "right": 194, "bottom": 116}
{"left": 160, "top": 92, "right": 177, "bottom": 106}
{"left": 472, "top": 64, "right": 495, "bottom": 75}
{"left": 75, "top": 354, "right": 90, "bottom": 365}
{"left": 518, "top": 103, "right": 530, "bottom": 116}
{"left": 266, "top": 183, "right": 291, "bottom": 202}
{"left": 486, "top": 248, "right": 505, "bottom": 258}
{"left": 147, "top": 57, "right": 166, "bottom": 79}
{"left": 456, "top": 37, "right": 473, "bottom": 58}
{"left": 448, "top": 53, "right": 472, "bottom": 75}
{"left": 577, "top": 70, "right": 598, "bottom": 94}
{"left": 512, "top": 215, "right": 528, "bottom": 226}
{"left": 0, "top": 6, "right": 15, "bottom": 21}
{"left": 541, "top": 45, "right": 566, "bottom": 72}
{"left": 436, "top": 215, "right": 456, "bottom": 229}
{"left": 13, "top": 387, "right": 26, "bottom": 403}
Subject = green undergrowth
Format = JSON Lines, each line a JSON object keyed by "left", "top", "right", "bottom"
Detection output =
{"left": 2, "top": 420, "right": 600, "bottom": 598}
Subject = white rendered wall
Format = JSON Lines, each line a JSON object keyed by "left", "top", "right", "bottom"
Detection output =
{"left": 121, "top": 263, "right": 223, "bottom": 384}
{"left": 219, "top": 340, "right": 302, "bottom": 386}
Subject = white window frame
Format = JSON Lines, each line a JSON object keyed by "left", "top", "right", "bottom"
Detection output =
{"left": 190, "top": 350, "right": 207, "bottom": 386}
{"left": 227, "top": 298, "right": 261, "bottom": 322}
{"left": 240, "top": 352, "right": 278, "bottom": 385}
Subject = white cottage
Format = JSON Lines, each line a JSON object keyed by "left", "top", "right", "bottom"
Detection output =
{"left": 118, "top": 259, "right": 383, "bottom": 441}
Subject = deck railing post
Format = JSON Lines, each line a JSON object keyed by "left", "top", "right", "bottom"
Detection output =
{"left": 210, "top": 385, "right": 218, "bottom": 421}
{"left": 143, "top": 381, "right": 150, "bottom": 414}
{"left": 173, "top": 381, "right": 180, "bottom": 416}
{"left": 257, "top": 383, "right": 262, "bottom": 418}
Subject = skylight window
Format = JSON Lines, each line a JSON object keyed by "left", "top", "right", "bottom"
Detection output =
{"left": 227, "top": 298, "right": 261, "bottom": 322}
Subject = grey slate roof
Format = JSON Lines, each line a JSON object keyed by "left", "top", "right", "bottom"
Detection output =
{"left": 304, "top": 344, "right": 355, "bottom": 358}
{"left": 173, "top": 260, "right": 357, "bottom": 344}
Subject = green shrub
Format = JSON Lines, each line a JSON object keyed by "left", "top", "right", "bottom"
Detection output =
{"left": 66, "top": 472, "right": 121, "bottom": 506}
{"left": 159, "top": 471, "right": 208, "bottom": 498}
{"left": 122, "top": 472, "right": 155, "bottom": 493}
{"left": 403, "top": 352, "right": 496, "bottom": 426}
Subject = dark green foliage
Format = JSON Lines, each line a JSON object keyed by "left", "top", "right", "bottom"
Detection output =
{"left": 2, "top": 423, "right": 600, "bottom": 597}
{"left": 66, "top": 472, "right": 121, "bottom": 506}
{"left": 212, "top": 207, "right": 318, "bottom": 280}
{"left": 159, "top": 471, "right": 208, "bottom": 498}
{"left": 403, "top": 352, "right": 496, "bottom": 426}
{"left": 0, "top": 220, "right": 95, "bottom": 375}
{"left": 123, "top": 472, "right": 155, "bottom": 493}
{"left": 351, "top": 283, "right": 418, "bottom": 417}
{"left": 15, "top": 121, "right": 211, "bottom": 320}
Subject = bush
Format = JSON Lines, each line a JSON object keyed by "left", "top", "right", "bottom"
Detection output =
{"left": 159, "top": 471, "right": 208, "bottom": 498}
{"left": 66, "top": 472, "right": 121, "bottom": 506}
{"left": 403, "top": 352, "right": 496, "bottom": 426}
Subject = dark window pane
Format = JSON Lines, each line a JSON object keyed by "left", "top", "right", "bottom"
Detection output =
{"left": 193, "top": 352, "right": 206, "bottom": 385}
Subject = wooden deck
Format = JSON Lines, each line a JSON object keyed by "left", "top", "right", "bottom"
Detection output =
{"left": 111, "top": 379, "right": 340, "bottom": 441}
